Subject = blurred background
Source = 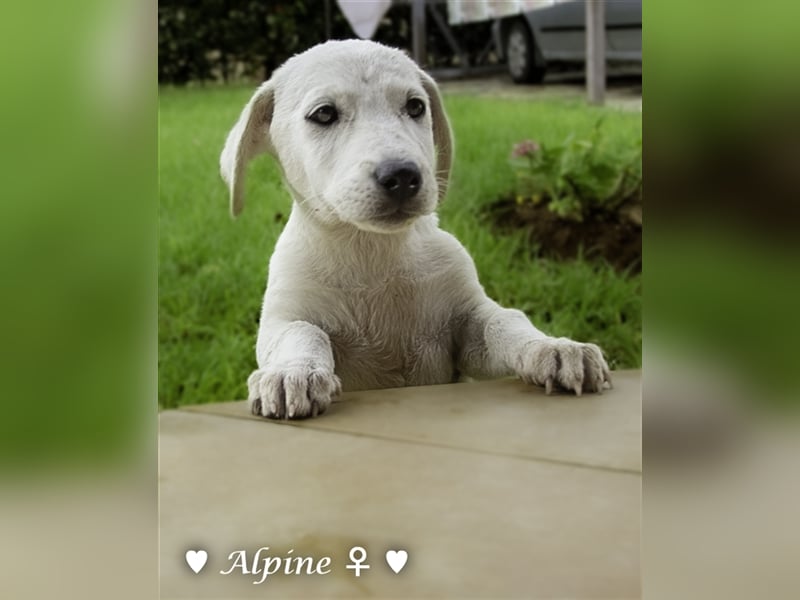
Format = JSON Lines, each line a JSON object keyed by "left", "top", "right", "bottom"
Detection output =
{"left": 645, "top": 1, "right": 800, "bottom": 597}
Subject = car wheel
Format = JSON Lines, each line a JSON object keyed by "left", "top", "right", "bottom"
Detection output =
{"left": 506, "top": 20, "right": 545, "bottom": 84}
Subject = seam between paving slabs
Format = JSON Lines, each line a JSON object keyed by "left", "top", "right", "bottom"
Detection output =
{"left": 170, "top": 408, "right": 641, "bottom": 477}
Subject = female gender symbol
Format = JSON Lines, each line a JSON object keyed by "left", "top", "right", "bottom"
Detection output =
{"left": 345, "top": 546, "right": 370, "bottom": 577}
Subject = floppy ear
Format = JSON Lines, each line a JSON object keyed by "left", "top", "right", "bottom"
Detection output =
{"left": 219, "top": 80, "right": 275, "bottom": 217}
{"left": 418, "top": 69, "right": 454, "bottom": 202}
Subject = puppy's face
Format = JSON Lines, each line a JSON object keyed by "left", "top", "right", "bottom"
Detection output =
{"left": 221, "top": 41, "right": 453, "bottom": 232}
{"left": 271, "top": 44, "right": 439, "bottom": 233}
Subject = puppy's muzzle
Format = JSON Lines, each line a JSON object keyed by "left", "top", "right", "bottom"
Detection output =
{"left": 374, "top": 160, "right": 422, "bottom": 205}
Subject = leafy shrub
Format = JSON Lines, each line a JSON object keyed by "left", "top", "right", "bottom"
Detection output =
{"left": 158, "top": 2, "right": 497, "bottom": 84}
{"left": 158, "top": 1, "right": 344, "bottom": 84}
{"left": 510, "top": 119, "right": 642, "bottom": 222}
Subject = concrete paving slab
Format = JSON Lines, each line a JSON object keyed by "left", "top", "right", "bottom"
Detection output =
{"left": 160, "top": 409, "right": 640, "bottom": 599}
{"left": 182, "top": 370, "right": 641, "bottom": 473}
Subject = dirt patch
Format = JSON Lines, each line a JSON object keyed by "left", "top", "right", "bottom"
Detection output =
{"left": 484, "top": 196, "right": 642, "bottom": 273}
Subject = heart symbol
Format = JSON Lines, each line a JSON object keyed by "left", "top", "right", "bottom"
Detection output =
{"left": 385, "top": 550, "right": 408, "bottom": 574}
{"left": 185, "top": 550, "right": 208, "bottom": 573}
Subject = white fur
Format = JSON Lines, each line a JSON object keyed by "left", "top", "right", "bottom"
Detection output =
{"left": 220, "top": 40, "right": 611, "bottom": 419}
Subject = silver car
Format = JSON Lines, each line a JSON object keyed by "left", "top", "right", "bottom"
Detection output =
{"left": 493, "top": 0, "right": 642, "bottom": 83}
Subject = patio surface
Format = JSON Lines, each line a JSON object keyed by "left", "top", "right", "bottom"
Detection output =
{"left": 160, "top": 370, "right": 641, "bottom": 599}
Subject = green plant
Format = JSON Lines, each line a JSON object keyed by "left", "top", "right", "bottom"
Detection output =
{"left": 510, "top": 119, "right": 641, "bottom": 221}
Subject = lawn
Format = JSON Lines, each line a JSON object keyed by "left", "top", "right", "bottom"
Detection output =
{"left": 158, "top": 86, "right": 641, "bottom": 408}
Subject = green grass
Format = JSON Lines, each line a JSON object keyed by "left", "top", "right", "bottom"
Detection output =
{"left": 159, "top": 86, "right": 641, "bottom": 408}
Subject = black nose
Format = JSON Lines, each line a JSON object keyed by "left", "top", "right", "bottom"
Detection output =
{"left": 374, "top": 160, "right": 422, "bottom": 203}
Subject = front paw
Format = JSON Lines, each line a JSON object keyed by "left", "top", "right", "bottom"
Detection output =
{"left": 247, "top": 365, "right": 341, "bottom": 419}
{"left": 516, "top": 337, "right": 611, "bottom": 395}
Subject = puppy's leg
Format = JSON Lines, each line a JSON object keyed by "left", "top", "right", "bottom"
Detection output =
{"left": 248, "top": 321, "right": 341, "bottom": 419}
{"left": 458, "top": 301, "right": 611, "bottom": 395}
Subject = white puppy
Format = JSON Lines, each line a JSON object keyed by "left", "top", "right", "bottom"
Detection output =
{"left": 220, "top": 40, "right": 611, "bottom": 419}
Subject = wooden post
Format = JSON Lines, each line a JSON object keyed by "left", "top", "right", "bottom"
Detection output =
{"left": 586, "top": 0, "right": 606, "bottom": 105}
{"left": 411, "top": 0, "right": 427, "bottom": 67}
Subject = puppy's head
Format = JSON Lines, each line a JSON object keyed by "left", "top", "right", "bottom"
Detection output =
{"left": 220, "top": 40, "right": 453, "bottom": 233}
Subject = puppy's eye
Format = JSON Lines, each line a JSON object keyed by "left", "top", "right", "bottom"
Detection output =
{"left": 406, "top": 98, "right": 426, "bottom": 119}
{"left": 306, "top": 105, "right": 338, "bottom": 125}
